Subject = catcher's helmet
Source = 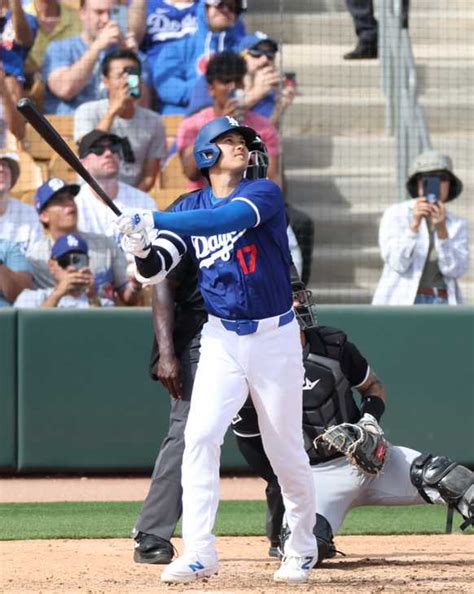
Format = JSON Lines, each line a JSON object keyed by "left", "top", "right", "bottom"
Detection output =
{"left": 292, "top": 280, "right": 317, "bottom": 330}
{"left": 245, "top": 135, "right": 269, "bottom": 180}
{"left": 193, "top": 116, "right": 258, "bottom": 174}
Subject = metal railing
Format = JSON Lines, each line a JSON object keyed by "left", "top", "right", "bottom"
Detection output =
{"left": 380, "top": 0, "right": 432, "bottom": 196}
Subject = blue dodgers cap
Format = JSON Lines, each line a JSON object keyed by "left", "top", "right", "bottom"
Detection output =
{"left": 237, "top": 31, "right": 278, "bottom": 54}
{"left": 51, "top": 233, "right": 88, "bottom": 260}
{"left": 35, "top": 178, "right": 80, "bottom": 213}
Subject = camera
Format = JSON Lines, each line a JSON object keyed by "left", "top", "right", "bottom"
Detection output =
{"left": 124, "top": 65, "right": 141, "bottom": 99}
{"left": 422, "top": 175, "right": 440, "bottom": 203}
{"left": 57, "top": 253, "right": 89, "bottom": 271}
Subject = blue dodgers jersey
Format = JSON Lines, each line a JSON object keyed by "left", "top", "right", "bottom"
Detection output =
{"left": 171, "top": 179, "right": 293, "bottom": 320}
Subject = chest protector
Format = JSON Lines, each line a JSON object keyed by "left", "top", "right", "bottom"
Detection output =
{"left": 303, "top": 327, "right": 361, "bottom": 464}
{"left": 232, "top": 326, "right": 361, "bottom": 464}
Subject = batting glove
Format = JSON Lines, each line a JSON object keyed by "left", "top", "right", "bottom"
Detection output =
{"left": 357, "top": 413, "right": 384, "bottom": 437}
{"left": 115, "top": 210, "right": 155, "bottom": 235}
{"left": 120, "top": 230, "right": 152, "bottom": 259}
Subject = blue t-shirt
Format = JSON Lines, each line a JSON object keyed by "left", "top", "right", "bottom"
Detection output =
{"left": 43, "top": 36, "right": 151, "bottom": 114}
{"left": 140, "top": 0, "right": 198, "bottom": 56}
{"left": 0, "top": 239, "right": 32, "bottom": 307}
{"left": 171, "top": 179, "right": 292, "bottom": 319}
{"left": 0, "top": 10, "right": 38, "bottom": 81}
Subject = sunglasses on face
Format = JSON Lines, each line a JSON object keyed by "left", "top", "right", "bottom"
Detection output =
{"left": 247, "top": 48, "right": 276, "bottom": 60}
{"left": 88, "top": 143, "right": 121, "bottom": 156}
{"left": 56, "top": 252, "right": 89, "bottom": 270}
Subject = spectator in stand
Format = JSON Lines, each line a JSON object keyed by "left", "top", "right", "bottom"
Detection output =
{"left": 343, "top": 0, "right": 409, "bottom": 60}
{"left": 0, "top": 61, "right": 26, "bottom": 145}
{"left": 15, "top": 232, "right": 113, "bottom": 308}
{"left": 152, "top": 0, "right": 246, "bottom": 114}
{"left": 0, "top": 151, "right": 42, "bottom": 252}
{"left": 188, "top": 32, "right": 296, "bottom": 127}
{"left": 26, "top": 178, "right": 142, "bottom": 305}
{"left": 0, "top": 238, "right": 33, "bottom": 306}
{"left": 0, "top": 0, "right": 38, "bottom": 79}
{"left": 177, "top": 51, "right": 281, "bottom": 189}
{"left": 42, "top": 0, "right": 151, "bottom": 115}
{"left": 23, "top": 0, "right": 82, "bottom": 77}
{"left": 74, "top": 49, "right": 166, "bottom": 192}
{"left": 372, "top": 150, "right": 468, "bottom": 305}
{"left": 128, "top": 0, "right": 199, "bottom": 57}
{"left": 74, "top": 130, "right": 156, "bottom": 250}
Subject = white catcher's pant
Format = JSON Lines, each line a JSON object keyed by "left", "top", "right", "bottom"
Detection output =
{"left": 182, "top": 315, "right": 317, "bottom": 558}
{"left": 313, "top": 445, "right": 444, "bottom": 533}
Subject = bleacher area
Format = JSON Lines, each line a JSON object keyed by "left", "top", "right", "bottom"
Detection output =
{"left": 11, "top": 114, "right": 186, "bottom": 211}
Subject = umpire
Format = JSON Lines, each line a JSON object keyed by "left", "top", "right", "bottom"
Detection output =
{"left": 133, "top": 249, "right": 207, "bottom": 564}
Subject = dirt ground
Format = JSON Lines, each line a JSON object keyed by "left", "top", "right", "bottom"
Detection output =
{"left": 0, "top": 477, "right": 473, "bottom": 593}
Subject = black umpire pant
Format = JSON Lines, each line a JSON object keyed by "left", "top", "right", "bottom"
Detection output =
{"left": 345, "top": 0, "right": 410, "bottom": 46}
{"left": 134, "top": 334, "right": 201, "bottom": 540}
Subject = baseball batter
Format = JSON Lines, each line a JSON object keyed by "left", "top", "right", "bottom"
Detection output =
{"left": 115, "top": 116, "right": 317, "bottom": 584}
{"left": 232, "top": 284, "right": 474, "bottom": 560}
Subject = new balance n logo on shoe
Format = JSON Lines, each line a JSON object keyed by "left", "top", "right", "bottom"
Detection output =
{"left": 301, "top": 556, "right": 314, "bottom": 570}
{"left": 188, "top": 561, "right": 204, "bottom": 572}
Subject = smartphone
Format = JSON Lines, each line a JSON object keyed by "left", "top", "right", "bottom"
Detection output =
{"left": 69, "top": 253, "right": 89, "bottom": 271}
{"left": 423, "top": 175, "right": 440, "bottom": 203}
{"left": 110, "top": 5, "right": 128, "bottom": 36}
{"left": 124, "top": 65, "right": 141, "bottom": 99}
{"left": 284, "top": 71, "right": 297, "bottom": 88}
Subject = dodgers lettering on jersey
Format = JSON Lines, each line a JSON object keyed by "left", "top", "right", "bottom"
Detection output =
{"left": 143, "top": 0, "right": 198, "bottom": 51}
{"left": 172, "top": 179, "right": 292, "bottom": 320}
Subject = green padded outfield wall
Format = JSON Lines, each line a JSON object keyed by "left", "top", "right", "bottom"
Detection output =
{"left": 317, "top": 306, "right": 474, "bottom": 464}
{"left": 15, "top": 307, "right": 474, "bottom": 472}
{"left": 0, "top": 310, "right": 17, "bottom": 470}
{"left": 17, "top": 309, "right": 246, "bottom": 472}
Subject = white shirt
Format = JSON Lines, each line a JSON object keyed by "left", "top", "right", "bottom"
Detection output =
{"left": 14, "top": 288, "right": 114, "bottom": 308}
{"left": 0, "top": 197, "right": 43, "bottom": 253}
{"left": 75, "top": 181, "right": 156, "bottom": 245}
{"left": 372, "top": 199, "right": 469, "bottom": 305}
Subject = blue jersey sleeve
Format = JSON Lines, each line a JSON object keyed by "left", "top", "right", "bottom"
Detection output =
{"left": 231, "top": 179, "right": 284, "bottom": 227}
{"left": 152, "top": 200, "right": 257, "bottom": 235}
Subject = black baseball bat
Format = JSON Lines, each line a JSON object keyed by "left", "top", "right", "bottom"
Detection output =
{"left": 16, "top": 98, "right": 122, "bottom": 216}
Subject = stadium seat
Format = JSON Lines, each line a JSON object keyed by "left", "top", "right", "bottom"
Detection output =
{"left": 160, "top": 152, "right": 188, "bottom": 189}
{"left": 10, "top": 150, "right": 44, "bottom": 203}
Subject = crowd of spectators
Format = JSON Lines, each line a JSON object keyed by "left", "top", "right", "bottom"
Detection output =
{"left": 0, "top": 0, "right": 467, "bottom": 308}
{"left": 0, "top": 0, "right": 311, "bottom": 309}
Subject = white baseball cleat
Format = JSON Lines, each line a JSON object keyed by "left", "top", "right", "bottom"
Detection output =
{"left": 160, "top": 551, "right": 219, "bottom": 583}
{"left": 273, "top": 555, "right": 317, "bottom": 584}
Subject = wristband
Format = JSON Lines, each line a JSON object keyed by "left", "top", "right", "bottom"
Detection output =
{"left": 360, "top": 396, "right": 385, "bottom": 421}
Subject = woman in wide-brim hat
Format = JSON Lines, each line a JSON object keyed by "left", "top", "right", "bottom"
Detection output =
{"left": 373, "top": 149, "right": 469, "bottom": 305}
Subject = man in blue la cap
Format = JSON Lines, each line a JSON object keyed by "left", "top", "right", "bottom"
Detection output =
{"left": 114, "top": 115, "right": 318, "bottom": 585}
{"left": 26, "top": 178, "right": 141, "bottom": 305}
{"left": 15, "top": 231, "right": 112, "bottom": 308}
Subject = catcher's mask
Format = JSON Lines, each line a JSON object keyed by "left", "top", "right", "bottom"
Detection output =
{"left": 244, "top": 135, "right": 269, "bottom": 180}
{"left": 292, "top": 280, "right": 317, "bottom": 330}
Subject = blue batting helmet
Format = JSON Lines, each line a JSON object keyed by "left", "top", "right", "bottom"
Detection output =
{"left": 193, "top": 116, "right": 258, "bottom": 173}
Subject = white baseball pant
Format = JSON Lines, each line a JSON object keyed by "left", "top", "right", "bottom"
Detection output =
{"left": 181, "top": 314, "right": 317, "bottom": 558}
{"left": 312, "top": 445, "right": 444, "bottom": 533}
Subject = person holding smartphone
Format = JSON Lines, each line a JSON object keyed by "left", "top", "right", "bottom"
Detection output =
{"left": 372, "top": 150, "right": 469, "bottom": 305}
{"left": 15, "top": 232, "right": 112, "bottom": 308}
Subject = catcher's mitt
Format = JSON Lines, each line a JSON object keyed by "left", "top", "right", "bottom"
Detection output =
{"left": 315, "top": 423, "right": 388, "bottom": 475}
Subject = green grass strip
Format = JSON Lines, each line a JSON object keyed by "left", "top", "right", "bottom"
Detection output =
{"left": 0, "top": 501, "right": 470, "bottom": 541}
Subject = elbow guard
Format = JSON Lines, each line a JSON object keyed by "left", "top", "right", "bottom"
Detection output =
{"left": 135, "top": 230, "right": 187, "bottom": 284}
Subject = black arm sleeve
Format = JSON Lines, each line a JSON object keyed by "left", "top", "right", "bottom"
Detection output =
{"left": 340, "top": 341, "right": 369, "bottom": 387}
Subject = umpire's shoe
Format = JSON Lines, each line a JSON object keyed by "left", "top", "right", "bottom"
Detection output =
{"left": 273, "top": 555, "right": 317, "bottom": 584}
{"left": 134, "top": 532, "right": 175, "bottom": 564}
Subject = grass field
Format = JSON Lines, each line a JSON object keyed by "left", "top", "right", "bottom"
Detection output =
{"left": 1, "top": 500, "right": 470, "bottom": 541}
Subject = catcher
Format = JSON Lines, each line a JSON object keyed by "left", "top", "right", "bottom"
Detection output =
{"left": 232, "top": 282, "right": 474, "bottom": 562}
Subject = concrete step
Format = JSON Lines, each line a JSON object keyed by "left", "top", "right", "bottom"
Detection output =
{"left": 246, "top": 11, "right": 474, "bottom": 45}
{"left": 279, "top": 46, "right": 474, "bottom": 92}
{"left": 309, "top": 284, "right": 375, "bottom": 305}
{"left": 283, "top": 92, "right": 474, "bottom": 135}
{"left": 249, "top": 0, "right": 474, "bottom": 13}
